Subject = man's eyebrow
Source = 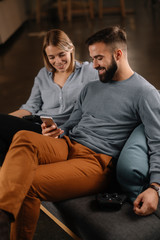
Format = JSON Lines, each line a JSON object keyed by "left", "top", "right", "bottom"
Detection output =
{"left": 92, "top": 55, "right": 103, "bottom": 59}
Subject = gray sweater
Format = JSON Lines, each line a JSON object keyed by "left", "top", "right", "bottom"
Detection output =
{"left": 61, "top": 72, "right": 160, "bottom": 184}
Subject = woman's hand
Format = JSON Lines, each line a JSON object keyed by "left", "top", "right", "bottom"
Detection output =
{"left": 41, "top": 122, "right": 64, "bottom": 138}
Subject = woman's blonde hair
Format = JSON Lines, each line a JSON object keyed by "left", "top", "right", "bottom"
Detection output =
{"left": 42, "top": 29, "right": 75, "bottom": 73}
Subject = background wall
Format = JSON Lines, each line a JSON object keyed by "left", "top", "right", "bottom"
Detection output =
{"left": 0, "top": 0, "right": 160, "bottom": 113}
{"left": 0, "top": 0, "right": 27, "bottom": 44}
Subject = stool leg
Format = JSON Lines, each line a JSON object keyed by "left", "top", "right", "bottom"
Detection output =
{"left": 98, "top": 0, "right": 103, "bottom": 19}
{"left": 57, "top": 0, "right": 64, "bottom": 21}
{"left": 120, "top": 0, "right": 126, "bottom": 17}
{"left": 89, "top": 0, "right": 94, "bottom": 19}
{"left": 67, "top": 0, "right": 72, "bottom": 21}
{"left": 36, "top": 0, "right": 41, "bottom": 23}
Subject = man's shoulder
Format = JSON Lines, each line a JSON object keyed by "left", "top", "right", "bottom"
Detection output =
{"left": 83, "top": 80, "right": 100, "bottom": 88}
{"left": 131, "top": 72, "right": 156, "bottom": 92}
{"left": 134, "top": 72, "right": 154, "bottom": 88}
{"left": 133, "top": 73, "right": 160, "bottom": 101}
{"left": 79, "top": 80, "right": 100, "bottom": 98}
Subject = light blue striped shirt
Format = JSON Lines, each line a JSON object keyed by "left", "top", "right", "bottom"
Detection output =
{"left": 20, "top": 61, "right": 99, "bottom": 125}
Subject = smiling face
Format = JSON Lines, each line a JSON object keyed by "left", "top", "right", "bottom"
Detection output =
{"left": 89, "top": 42, "right": 118, "bottom": 83}
{"left": 45, "top": 45, "right": 72, "bottom": 73}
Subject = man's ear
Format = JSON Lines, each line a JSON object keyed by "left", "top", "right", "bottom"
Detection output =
{"left": 114, "top": 49, "right": 122, "bottom": 61}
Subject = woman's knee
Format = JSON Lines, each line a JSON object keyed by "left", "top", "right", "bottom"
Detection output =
{"left": 12, "top": 130, "right": 39, "bottom": 144}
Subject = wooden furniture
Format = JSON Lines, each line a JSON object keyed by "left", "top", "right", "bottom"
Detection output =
{"left": 35, "top": 0, "right": 94, "bottom": 23}
{"left": 0, "top": 0, "right": 27, "bottom": 44}
{"left": 66, "top": 0, "right": 94, "bottom": 22}
{"left": 36, "top": 0, "right": 65, "bottom": 23}
{"left": 98, "top": 0, "right": 134, "bottom": 19}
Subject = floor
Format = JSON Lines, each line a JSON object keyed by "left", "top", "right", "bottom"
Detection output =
{"left": 0, "top": 0, "right": 160, "bottom": 239}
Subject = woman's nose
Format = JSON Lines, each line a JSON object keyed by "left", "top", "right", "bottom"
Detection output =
{"left": 55, "top": 56, "right": 61, "bottom": 64}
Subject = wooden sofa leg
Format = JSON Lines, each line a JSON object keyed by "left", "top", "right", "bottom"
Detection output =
{"left": 40, "top": 204, "right": 81, "bottom": 240}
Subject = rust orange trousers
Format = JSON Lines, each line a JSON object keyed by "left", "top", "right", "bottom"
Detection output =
{"left": 0, "top": 130, "right": 114, "bottom": 240}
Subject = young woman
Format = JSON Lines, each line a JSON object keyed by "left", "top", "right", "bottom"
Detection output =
{"left": 0, "top": 29, "right": 99, "bottom": 165}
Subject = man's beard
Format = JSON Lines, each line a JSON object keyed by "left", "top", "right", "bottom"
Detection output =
{"left": 98, "top": 56, "right": 118, "bottom": 83}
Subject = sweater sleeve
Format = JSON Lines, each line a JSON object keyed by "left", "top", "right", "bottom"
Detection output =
{"left": 139, "top": 88, "right": 160, "bottom": 184}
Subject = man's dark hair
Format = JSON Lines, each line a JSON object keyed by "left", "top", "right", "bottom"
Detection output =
{"left": 85, "top": 26, "right": 127, "bottom": 47}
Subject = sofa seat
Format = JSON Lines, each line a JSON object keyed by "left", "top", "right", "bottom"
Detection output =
{"left": 41, "top": 195, "right": 160, "bottom": 240}
{"left": 41, "top": 124, "right": 160, "bottom": 240}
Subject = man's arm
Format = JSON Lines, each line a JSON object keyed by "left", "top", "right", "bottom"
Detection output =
{"left": 140, "top": 89, "right": 160, "bottom": 185}
{"left": 135, "top": 88, "right": 160, "bottom": 215}
{"left": 133, "top": 185, "right": 159, "bottom": 216}
{"left": 42, "top": 101, "right": 83, "bottom": 138}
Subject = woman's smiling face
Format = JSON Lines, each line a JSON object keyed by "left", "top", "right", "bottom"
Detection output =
{"left": 45, "top": 45, "right": 72, "bottom": 73}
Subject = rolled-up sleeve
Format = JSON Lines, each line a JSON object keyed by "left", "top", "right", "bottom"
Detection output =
{"left": 20, "top": 76, "right": 43, "bottom": 114}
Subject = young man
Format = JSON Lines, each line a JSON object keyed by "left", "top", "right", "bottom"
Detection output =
{"left": 0, "top": 26, "right": 160, "bottom": 240}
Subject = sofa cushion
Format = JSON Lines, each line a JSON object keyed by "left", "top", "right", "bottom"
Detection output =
{"left": 41, "top": 196, "right": 160, "bottom": 240}
{"left": 116, "top": 124, "right": 149, "bottom": 202}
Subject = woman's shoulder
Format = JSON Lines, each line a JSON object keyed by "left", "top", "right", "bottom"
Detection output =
{"left": 75, "top": 60, "right": 93, "bottom": 68}
{"left": 36, "top": 67, "right": 52, "bottom": 79}
{"left": 37, "top": 66, "right": 51, "bottom": 75}
{"left": 34, "top": 67, "right": 52, "bottom": 86}
{"left": 75, "top": 60, "right": 96, "bottom": 74}
{"left": 73, "top": 61, "right": 98, "bottom": 83}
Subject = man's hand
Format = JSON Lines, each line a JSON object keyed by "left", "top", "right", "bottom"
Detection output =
{"left": 133, "top": 187, "right": 159, "bottom": 216}
{"left": 41, "top": 122, "right": 64, "bottom": 138}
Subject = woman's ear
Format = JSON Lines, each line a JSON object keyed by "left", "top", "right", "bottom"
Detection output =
{"left": 70, "top": 47, "right": 74, "bottom": 53}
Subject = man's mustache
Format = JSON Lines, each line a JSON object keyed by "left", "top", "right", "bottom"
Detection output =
{"left": 96, "top": 67, "right": 106, "bottom": 71}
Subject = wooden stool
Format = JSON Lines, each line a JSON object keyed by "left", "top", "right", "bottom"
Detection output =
{"left": 98, "top": 0, "right": 126, "bottom": 18}
{"left": 35, "top": 0, "right": 65, "bottom": 23}
{"left": 67, "top": 0, "right": 94, "bottom": 22}
{"left": 98, "top": 0, "right": 134, "bottom": 19}
{"left": 57, "top": 0, "right": 64, "bottom": 22}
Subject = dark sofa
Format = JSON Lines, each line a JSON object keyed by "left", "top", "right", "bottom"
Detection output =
{"left": 41, "top": 123, "right": 160, "bottom": 240}
{"left": 41, "top": 195, "right": 160, "bottom": 240}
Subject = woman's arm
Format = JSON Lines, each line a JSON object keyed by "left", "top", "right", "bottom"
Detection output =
{"left": 9, "top": 109, "right": 32, "bottom": 118}
{"left": 9, "top": 69, "right": 45, "bottom": 118}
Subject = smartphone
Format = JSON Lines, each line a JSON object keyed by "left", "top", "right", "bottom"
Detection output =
{"left": 40, "top": 116, "right": 57, "bottom": 128}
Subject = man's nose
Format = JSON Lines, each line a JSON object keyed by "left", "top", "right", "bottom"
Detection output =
{"left": 93, "top": 59, "right": 99, "bottom": 69}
